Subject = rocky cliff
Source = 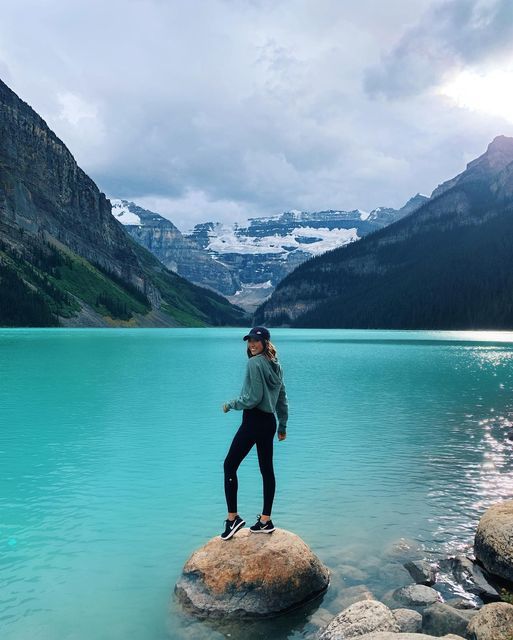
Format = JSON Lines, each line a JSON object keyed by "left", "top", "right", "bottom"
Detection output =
{"left": 112, "top": 200, "right": 239, "bottom": 297}
{"left": 0, "top": 78, "right": 246, "bottom": 327}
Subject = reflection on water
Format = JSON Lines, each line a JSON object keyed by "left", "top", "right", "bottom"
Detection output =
{"left": 426, "top": 410, "right": 513, "bottom": 556}
{"left": 0, "top": 329, "right": 513, "bottom": 640}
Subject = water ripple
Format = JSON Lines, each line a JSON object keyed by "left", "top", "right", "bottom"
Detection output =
{"left": 1, "top": 329, "right": 513, "bottom": 640}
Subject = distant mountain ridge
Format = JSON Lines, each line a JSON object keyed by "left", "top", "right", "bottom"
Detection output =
{"left": 0, "top": 78, "right": 246, "bottom": 327}
{"left": 111, "top": 199, "right": 240, "bottom": 297}
{"left": 254, "top": 136, "right": 513, "bottom": 330}
{"left": 114, "top": 194, "right": 428, "bottom": 311}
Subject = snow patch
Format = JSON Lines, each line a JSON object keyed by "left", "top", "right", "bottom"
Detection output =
{"left": 205, "top": 223, "right": 359, "bottom": 256}
{"left": 110, "top": 199, "right": 141, "bottom": 225}
{"left": 206, "top": 224, "right": 285, "bottom": 254}
{"left": 233, "top": 280, "right": 273, "bottom": 295}
{"left": 291, "top": 226, "right": 359, "bottom": 254}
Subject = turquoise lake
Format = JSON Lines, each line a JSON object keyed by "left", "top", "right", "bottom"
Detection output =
{"left": 1, "top": 327, "right": 513, "bottom": 640}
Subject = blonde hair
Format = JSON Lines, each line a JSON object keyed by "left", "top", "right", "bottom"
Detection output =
{"left": 247, "top": 339, "right": 278, "bottom": 361}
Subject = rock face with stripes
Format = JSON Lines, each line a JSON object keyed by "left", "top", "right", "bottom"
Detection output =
{"left": 174, "top": 528, "right": 329, "bottom": 618}
{"left": 0, "top": 78, "right": 247, "bottom": 327}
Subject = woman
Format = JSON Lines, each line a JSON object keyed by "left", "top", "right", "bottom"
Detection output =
{"left": 220, "top": 326, "right": 288, "bottom": 541}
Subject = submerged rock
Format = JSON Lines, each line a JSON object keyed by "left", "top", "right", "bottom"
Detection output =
{"left": 330, "top": 584, "right": 375, "bottom": 612}
{"left": 174, "top": 528, "right": 329, "bottom": 618}
{"left": 474, "top": 499, "right": 513, "bottom": 584}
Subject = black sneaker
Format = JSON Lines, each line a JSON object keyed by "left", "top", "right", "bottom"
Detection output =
{"left": 249, "top": 514, "right": 275, "bottom": 533}
{"left": 220, "top": 515, "right": 245, "bottom": 540}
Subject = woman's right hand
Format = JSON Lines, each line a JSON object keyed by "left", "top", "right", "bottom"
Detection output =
{"left": 222, "top": 403, "right": 230, "bottom": 413}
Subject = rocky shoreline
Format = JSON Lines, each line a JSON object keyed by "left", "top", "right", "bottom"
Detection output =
{"left": 174, "top": 500, "right": 513, "bottom": 639}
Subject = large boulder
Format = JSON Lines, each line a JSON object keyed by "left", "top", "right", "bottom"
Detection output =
{"left": 317, "top": 600, "right": 399, "bottom": 639}
{"left": 466, "top": 602, "right": 513, "bottom": 640}
{"left": 174, "top": 528, "right": 329, "bottom": 618}
{"left": 474, "top": 499, "right": 513, "bottom": 583}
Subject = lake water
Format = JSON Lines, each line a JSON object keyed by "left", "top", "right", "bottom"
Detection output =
{"left": 1, "top": 328, "right": 513, "bottom": 640}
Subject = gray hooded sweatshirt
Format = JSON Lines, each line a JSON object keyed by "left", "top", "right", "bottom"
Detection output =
{"left": 226, "top": 354, "right": 289, "bottom": 434}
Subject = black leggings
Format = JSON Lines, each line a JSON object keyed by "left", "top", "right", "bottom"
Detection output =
{"left": 224, "top": 407, "right": 277, "bottom": 516}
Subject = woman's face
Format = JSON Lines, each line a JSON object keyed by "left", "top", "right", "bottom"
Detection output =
{"left": 247, "top": 337, "right": 264, "bottom": 355}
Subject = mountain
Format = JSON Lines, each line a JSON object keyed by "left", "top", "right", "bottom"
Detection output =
{"left": 254, "top": 136, "right": 513, "bottom": 330}
{"left": 111, "top": 199, "right": 239, "bottom": 297}
{"left": 0, "top": 79, "right": 246, "bottom": 327}
{"left": 114, "top": 195, "right": 428, "bottom": 311}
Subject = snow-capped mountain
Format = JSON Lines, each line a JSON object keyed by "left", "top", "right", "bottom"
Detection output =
{"left": 111, "top": 195, "right": 428, "bottom": 311}
{"left": 111, "top": 200, "right": 176, "bottom": 227}
{"left": 110, "top": 199, "right": 239, "bottom": 296}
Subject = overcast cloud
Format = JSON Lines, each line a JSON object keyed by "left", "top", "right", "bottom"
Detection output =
{"left": 1, "top": 0, "right": 512, "bottom": 231}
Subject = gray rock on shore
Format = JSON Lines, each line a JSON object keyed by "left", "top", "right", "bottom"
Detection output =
{"left": 421, "top": 602, "right": 477, "bottom": 637}
{"left": 466, "top": 602, "right": 513, "bottom": 640}
{"left": 392, "top": 608, "right": 422, "bottom": 632}
{"left": 474, "top": 499, "right": 513, "bottom": 583}
{"left": 317, "top": 600, "right": 399, "bottom": 639}
{"left": 174, "top": 528, "right": 329, "bottom": 618}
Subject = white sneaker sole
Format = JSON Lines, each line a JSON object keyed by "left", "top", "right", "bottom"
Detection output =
{"left": 220, "top": 520, "right": 245, "bottom": 540}
{"left": 249, "top": 527, "right": 275, "bottom": 534}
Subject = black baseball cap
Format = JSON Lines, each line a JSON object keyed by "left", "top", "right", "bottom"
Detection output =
{"left": 243, "top": 326, "right": 271, "bottom": 341}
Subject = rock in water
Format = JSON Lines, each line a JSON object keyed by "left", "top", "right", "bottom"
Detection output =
{"left": 474, "top": 499, "right": 513, "bottom": 583}
{"left": 404, "top": 560, "right": 438, "bottom": 586}
{"left": 392, "top": 584, "right": 441, "bottom": 607}
{"left": 174, "top": 528, "right": 329, "bottom": 618}
{"left": 445, "top": 555, "right": 499, "bottom": 601}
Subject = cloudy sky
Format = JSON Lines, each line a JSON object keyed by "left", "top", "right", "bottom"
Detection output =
{"left": 1, "top": 0, "right": 513, "bottom": 231}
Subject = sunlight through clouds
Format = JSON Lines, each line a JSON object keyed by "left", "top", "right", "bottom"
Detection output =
{"left": 439, "top": 67, "right": 513, "bottom": 124}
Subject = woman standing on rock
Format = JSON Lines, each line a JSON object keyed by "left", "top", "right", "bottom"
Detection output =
{"left": 221, "top": 326, "right": 288, "bottom": 541}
